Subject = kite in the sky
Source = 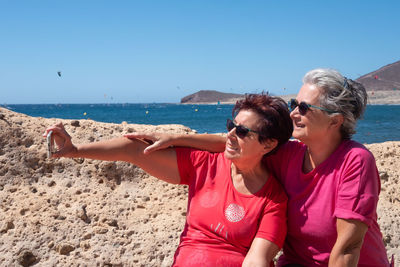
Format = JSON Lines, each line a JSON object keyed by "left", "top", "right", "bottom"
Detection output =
{"left": 57, "top": 71, "right": 62, "bottom": 77}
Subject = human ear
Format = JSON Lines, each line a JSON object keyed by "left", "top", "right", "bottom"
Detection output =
{"left": 262, "top": 138, "right": 278, "bottom": 154}
{"left": 329, "top": 114, "right": 344, "bottom": 129}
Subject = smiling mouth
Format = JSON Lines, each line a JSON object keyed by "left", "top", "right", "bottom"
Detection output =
{"left": 225, "top": 141, "right": 238, "bottom": 152}
{"left": 293, "top": 121, "right": 305, "bottom": 128}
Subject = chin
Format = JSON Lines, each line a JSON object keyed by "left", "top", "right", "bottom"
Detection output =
{"left": 292, "top": 129, "right": 305, "bottom": 140}
{"left": 292, "top": 133, "right": 308, "bottom": 143}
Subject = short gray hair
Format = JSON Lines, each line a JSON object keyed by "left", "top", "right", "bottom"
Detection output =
{"left": 303, "top": 68, "right": 367, "bottom": 139}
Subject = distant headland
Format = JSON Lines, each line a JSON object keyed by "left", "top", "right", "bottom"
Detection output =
{"left": 180, "top": 90, "right": 244, "bottom": 104}
{"left": 180, "top": 60, "right": 400, "bottom": 105}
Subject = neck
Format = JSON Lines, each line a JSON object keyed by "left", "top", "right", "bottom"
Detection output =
{"left": 232, "top": 155, "right": 263, "bottom": 175}
{"left": 230, "top": 158, "right": 269, "bottom": 195}
{"left": 303, "top": 132, "right": 343, "bottom": 172}
{"left": 231, "top": 157, "right": 266, "bottom": 181}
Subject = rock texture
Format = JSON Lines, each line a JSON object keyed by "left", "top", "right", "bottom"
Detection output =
{"left": 0, "top": 107, "right": 399, "bottom": 266}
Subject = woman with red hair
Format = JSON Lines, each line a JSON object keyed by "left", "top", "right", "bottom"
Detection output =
{"left": 45, "top": 93, "right": 292, "bottom": 266}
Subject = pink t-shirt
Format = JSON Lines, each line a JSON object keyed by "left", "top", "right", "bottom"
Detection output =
{"left": 173, "top": 148, "right": 288, "bottom": 267}
{"left": 265, "top": 140, "right": 389, "bottom": 267}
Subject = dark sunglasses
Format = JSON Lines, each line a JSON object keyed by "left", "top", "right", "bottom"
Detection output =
{"left": 288, "top": 99, "right": 336, "bottom": 115}
{"left": 226, "top": 119, "right": 260, "bottom": 138}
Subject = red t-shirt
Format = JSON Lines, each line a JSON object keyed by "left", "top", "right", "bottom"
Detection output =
{"left": 172, "top": 148, "right": 288, "bottom": 267}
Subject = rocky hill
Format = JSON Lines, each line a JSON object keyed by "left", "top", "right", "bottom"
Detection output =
{"left": 180, "top": 90, "right": 244, "bottom": 104}
{"left": 356, "top": 60, "right": 400, "bottom": 91}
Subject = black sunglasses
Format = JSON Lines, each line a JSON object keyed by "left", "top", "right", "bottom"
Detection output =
{"left": 288, "top": 99, "right": 336, "bottom": 115}
{"left": 226, "top": 119, "right": 260, "bottom": 138}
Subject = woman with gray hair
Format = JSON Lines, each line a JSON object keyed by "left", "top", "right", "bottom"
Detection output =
{"left": 128, "top": 68, "right": 390, "bottom": 266}
{"left": 300, "top": 68, "right": 367, "bottom": 140}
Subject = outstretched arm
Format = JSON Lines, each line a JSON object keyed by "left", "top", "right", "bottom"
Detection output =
{"left": 124, "top": 132, "right": 227, "bottom": 154}
{"left": 44, "top": 123, "right": 180, "bottom": 184}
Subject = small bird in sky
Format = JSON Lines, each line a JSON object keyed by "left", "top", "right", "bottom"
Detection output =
{"left": 57, "top": 71, "right": 62, "bottom": 77}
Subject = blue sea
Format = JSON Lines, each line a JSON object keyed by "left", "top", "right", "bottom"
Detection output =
{"left": 2, "top": 103, "right": 400, "bottom": 144}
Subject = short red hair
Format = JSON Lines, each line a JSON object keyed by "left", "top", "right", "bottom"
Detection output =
{"left": 232, "top": 92, "right": 293, "bottom": 154}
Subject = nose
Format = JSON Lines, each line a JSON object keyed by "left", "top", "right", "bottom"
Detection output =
{"left": 227, "top": 127, "right": 237, "bottom": 139}
{"left": 290, "top": 104, "right": 300, "bottom": 115}
{"left": 290, "top": 107, "right": 300, "bottom": 120}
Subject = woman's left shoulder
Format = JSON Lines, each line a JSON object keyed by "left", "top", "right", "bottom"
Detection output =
{"left": 340, "top": 140, "right": 375, "bottom": 160}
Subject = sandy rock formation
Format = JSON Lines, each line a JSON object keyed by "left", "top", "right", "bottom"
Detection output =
{"left": 365, "top": 142, "right": 400, "bottom": 261}
{"left": 0, "top": 107, "right": 190, "bottom": 266}
{"left": 0, "top": 107, "right": 399, "bottom": 266}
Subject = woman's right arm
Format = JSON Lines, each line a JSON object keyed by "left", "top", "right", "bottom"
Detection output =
{"left": 44, "top": 123, "right": 181, "bottom": 184}
{"left": 124, "top": 133, "right": 227, "bottom": 154}
{"left": 242, "top": 237, "right": 280, "bottom": 267}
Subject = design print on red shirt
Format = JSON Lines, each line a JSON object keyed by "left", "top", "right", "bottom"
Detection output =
{"left": 225, "top": 203, "right": 245, "bottom": 222}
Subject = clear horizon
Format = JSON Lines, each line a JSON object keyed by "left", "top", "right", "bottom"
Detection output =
{"left": 1, "top": 1, "right": 399, "bottom": 104}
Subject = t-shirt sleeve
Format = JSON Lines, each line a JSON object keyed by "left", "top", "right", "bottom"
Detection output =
{"left": 175, "top": 147, "right": 211, "bottom": 185}
{"left": 255, "top": 178, "right": 288, "bottom": 248}
{"left": 334, "top": 148, "right": 380, "bottom": 227}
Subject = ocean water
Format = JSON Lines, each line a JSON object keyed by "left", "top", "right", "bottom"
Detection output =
{"left": 2, "top": 103, "right": 400, "bottom": 144}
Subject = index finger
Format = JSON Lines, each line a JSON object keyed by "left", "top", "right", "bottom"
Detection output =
{"left": 42, "top": 123, "right": 67, "bottom": 138}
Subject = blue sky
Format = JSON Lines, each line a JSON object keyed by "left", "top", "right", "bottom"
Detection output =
{"left": 1, "top": 0, "right": 399, "bottom": 104}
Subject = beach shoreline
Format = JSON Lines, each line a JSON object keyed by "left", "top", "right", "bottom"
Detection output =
{"left": 0, "top": 107, "right": 399, "bottom": 266}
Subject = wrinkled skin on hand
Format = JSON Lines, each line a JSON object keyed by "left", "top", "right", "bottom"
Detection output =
{"left": 123, "top": 132, "right": 175, "bottom": 154}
